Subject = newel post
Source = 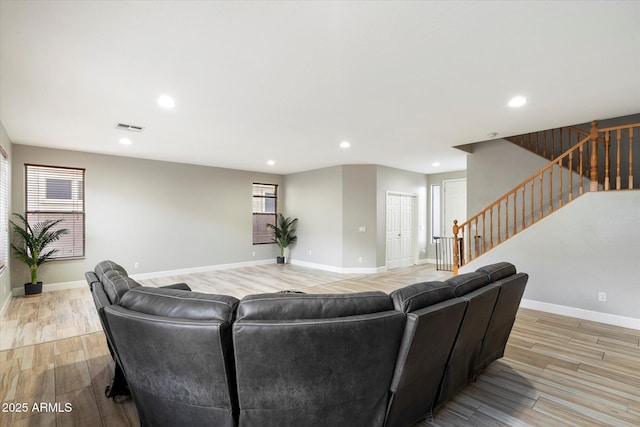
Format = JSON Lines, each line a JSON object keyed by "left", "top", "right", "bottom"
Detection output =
{"left": 452, "top": 220, "right": 459, "bottom": 276}
{"left": 589, "top": 120, "right": 599, "bottom": 191}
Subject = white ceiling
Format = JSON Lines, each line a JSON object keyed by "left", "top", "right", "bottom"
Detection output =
{"left": 1, "top": 1, "right": 639, "bottom": 175}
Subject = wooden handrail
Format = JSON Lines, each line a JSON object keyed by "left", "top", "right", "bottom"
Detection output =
{"left": 453, "top": 120, "right": 639, "bottom": 275}
{"left": 506, "top": 125, "right": 592, "bottom": 162}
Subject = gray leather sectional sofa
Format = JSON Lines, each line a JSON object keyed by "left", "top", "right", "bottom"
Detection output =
{"left": 87, "top": 261, "right": 527, "bottom": 427}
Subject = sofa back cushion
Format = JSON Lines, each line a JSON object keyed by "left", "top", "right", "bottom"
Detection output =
{"left": 445, "top": 272, "right": 490, "bottom": 296}
{"left": 233, "top": 292, "right": 404, "bottom": 427}
{"left": 119, "top": 287, "right": 238, "bottom": 322}
{"left": 236, "top": 291, "right": 392, "bottom": 321}
{"left": 94, "top": 260, "right": 128, "bottom": 282}
{"left": 390, "top": 281, "right": 453, "bottom": 313}
{"left": 101, "top": 269, "right": 140, "bottom": 304}
{"left": 476, "top": 262, "right": 517, "bottom": 282}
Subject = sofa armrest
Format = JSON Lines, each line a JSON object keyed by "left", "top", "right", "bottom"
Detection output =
{"left": 160, "top": 282, "right": 191, "bottom": 291}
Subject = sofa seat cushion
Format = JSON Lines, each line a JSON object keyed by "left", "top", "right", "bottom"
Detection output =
{"left": 476, "top": 262, "right": 517, "bottom": 282}
{"left": 101, "top": 269, "right": 140, "bottom": 304}
{"left": 119, "top": 287, "right": 238, "bottom": 322}
{"left": 390, "top": 281, "right": 453, "bottom": 313}
{"left": 236, "top": 291, "right": 392, "bottom": 321}
{"left": 445, "top": 272, "right": 490, "bottom": 297}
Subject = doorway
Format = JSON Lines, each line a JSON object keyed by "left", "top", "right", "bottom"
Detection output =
{"left": 443, "top": 179, "right": 467, "bottom": 237}
{"left": 386, "top": 193, "right": 416, "bottom": 269}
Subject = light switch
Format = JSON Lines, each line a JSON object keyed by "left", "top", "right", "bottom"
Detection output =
{"left": 358, "top": 226, "right": 366, "bottom": 232}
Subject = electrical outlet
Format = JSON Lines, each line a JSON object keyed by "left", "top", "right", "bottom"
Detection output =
{"left": 134, "top": 262, "right": 139, "bottom": 269}
{"left": 252, "top": 251, "right": 256, "bottom": 257}
{"left": 598, "top": 292, "right": 606, "bottom": 302}
{"left": 358, "top": 257, "right": 363, "bottom": 263}
{"left": 308, "top": 250, "right": 312, "bottom": 256}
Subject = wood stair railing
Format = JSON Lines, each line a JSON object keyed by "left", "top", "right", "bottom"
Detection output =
{"left": 506, "top": 125, "right": 591, "bottom": 162}
{"left": 453, "top": 120, "right": 638, "bottom": 275}
{"left": 505, "top": 125, "right": 609, "bottom": 177}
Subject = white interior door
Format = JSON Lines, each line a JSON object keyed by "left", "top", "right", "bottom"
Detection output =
{"left": 400, "top": 196, "right": 415, "bottom": 267}
{"left": 386, "top": 194, "right": 401, "bottom": 269}
{"left": 387, "top": 193, "right": 415, "bottom": 269}
{"left": 443, "top": 179, "right": 467, "bottom": 237}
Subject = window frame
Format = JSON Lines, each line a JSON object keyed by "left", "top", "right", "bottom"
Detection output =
{"left": 252, "top": 183, "right": 278, "bottom": 245}
{"left": 24, "top": 163, "right": 86, "bottom": 260}
{"left": 431, "top": 184, "right": 441, "bottom": 243}
{"left": 0, "top": 148, "right": 8, "bottom": 272}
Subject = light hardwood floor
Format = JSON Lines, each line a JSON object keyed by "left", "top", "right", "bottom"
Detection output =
{"left": 0, "top": 263, "right": 638, "bottom": 426}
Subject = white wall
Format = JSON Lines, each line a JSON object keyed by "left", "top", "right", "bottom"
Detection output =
{"left": 460, "top": 191, "right": 640, "bottom": 325}
{"left": 11, "top": 145, "right": 282, "bottom": 289}
{"left": 0, "top": 123, "right": 12, "bottom": 313}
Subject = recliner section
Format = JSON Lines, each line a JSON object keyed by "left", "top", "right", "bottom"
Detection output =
{"left": 384, "top": 281, "right": 467, "bottom": 427}
{"left": 91, "top": 261, "right": 527, "bottom": 427}
{"left": 104, "top": 288, "right": 239, "bottom": 427}
{"left": 473, "top": 263, "right": 528, "bottom": 377}
{"left": 434, "top": 272, "right": 499, "bottom": 408}
{"left": 85, "top": 260, "right": 191, "bottom": 398}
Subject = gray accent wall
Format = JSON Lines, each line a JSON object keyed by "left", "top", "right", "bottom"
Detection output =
{"left": 10, "top": 144, "right": 282, "bottom": 289}
{"left": 0, "top": 123, "right": 12, "bottom": 311}
{"left": 285, "top": 164, "right": 428, "bottom": 270}
{"left": 460, "top": 191, "right": 640, "bottom": 320}
{"left": 342, "top": 165, "right": 377, "bottom": 269}
{"left": 283, "top": 166, "right": 343, "bottom": 267}
{"left": 466, "top": 138, "right": 547, "bottom": 217}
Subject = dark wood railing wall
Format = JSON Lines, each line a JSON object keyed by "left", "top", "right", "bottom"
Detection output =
{"left": 453, "top": 120, "right": 638, "bottom": 275}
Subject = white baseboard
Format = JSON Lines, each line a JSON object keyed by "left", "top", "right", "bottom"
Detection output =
{"left": 9, "top": 259, "right": 277, "bottom": 296}
{"left": 0, "top": 293, "right": 12, "bottom": 317}
{"left": 12, "top": 280, "right": 86, "bottom": 296}
{"left": 290, "top": 259, "right": 381, "bottom": 274}
{"left": 520, "top": 299, "right": 640, "bottom": 330}
{"left": 129, "top": 258, "right": 275, "bottom": 280}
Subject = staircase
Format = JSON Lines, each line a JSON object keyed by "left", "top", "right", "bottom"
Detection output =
{"left": 452, "top": 120, "right": 639, "bottom": 275}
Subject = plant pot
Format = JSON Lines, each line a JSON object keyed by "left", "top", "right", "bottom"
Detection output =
{"left": 24, "top": 282, "right": 43, "bottom": 297}
{"left": 276, "top": 256, "right": 285, "bottom": 264}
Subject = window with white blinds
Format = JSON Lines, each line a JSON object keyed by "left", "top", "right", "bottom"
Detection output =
{"left": 0, "top": 149, "right": 8, "bottom": 271}
{"left": 25, "top": 164, "right": 85, "bottom": 259}
{"left": 252, "top": 183, "right": 277, "bottom": 245}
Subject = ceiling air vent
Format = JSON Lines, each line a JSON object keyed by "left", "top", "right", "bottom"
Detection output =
{"left": 116, "top": 123, "right": 144, "bottom": 132}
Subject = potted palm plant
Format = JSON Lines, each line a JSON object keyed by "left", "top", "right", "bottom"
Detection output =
{"left": 10, "top": 213, "right": 69, "bottom": 297}
{"left": 266, "top": 213, "right": 298, "bottom": 264}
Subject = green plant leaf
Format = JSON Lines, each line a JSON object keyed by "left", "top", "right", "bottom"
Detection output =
{"left": 10, "top": 213, "right": 69, "bottom": 284}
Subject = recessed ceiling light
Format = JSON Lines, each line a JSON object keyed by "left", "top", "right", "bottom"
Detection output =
{"left": 119, "top": 138, "right": 132, "bottom": 145}
{"left": 508, "top": 96, "right": 527, "bottom": 108}
{"left": 432, "top": 162, "right": 440, "bottom": 167}
{"left": 267, "top": 160, "right": 275, "bottom": 166}
{"left": 340, "top": 141, "right": 351, "bottom": 149}
{"left": 157, "top": 94, "right": 175, "bottom": 108}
